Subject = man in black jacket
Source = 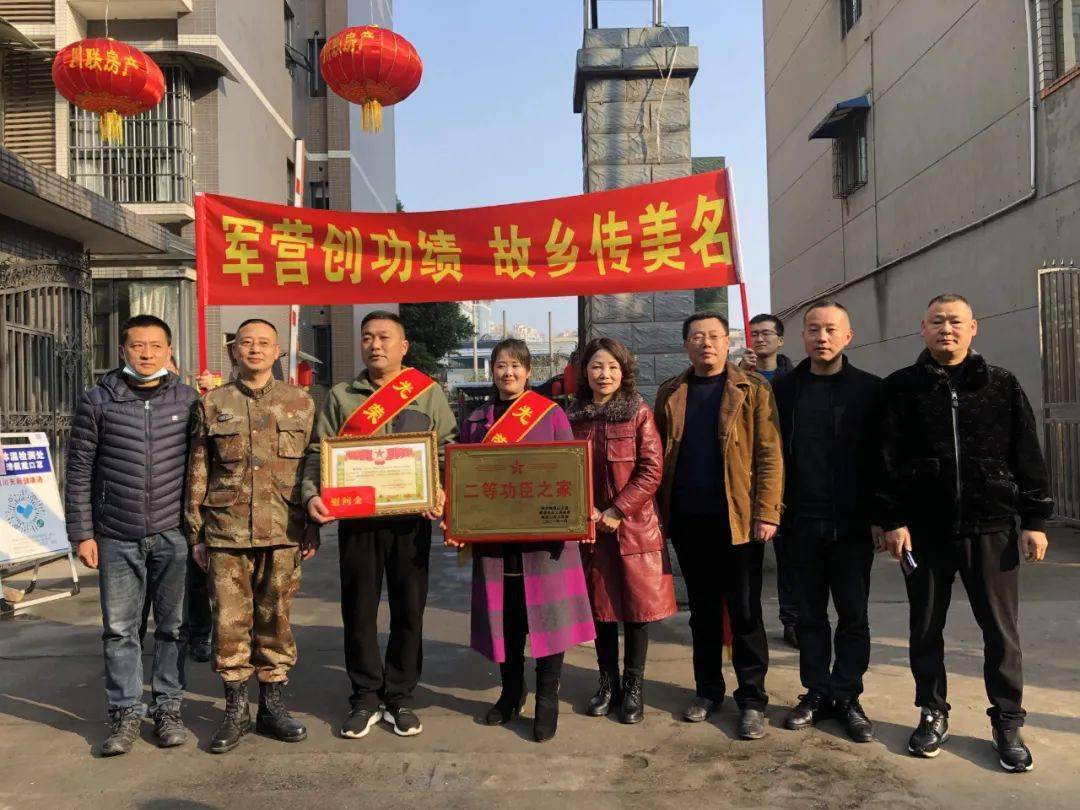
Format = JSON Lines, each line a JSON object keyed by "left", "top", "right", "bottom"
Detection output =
{"left": 880, "top": 294, "right": 1052, "bottom": 772}
{"left": 742, "top": 313, "right": 798, "bottom": 648}
{"left": 772, "top": 300, "right": 882, "bottom": 743}
{"left": 65, "top": 314, "right": 199, "bottom": 756}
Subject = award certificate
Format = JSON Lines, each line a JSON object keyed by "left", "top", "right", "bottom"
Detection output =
{"left": 320, "top": 431, "right": 438, "bottom": 517}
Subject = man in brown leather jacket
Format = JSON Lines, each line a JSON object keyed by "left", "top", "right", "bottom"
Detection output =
{"left": 655, "top": 310, "right": 784, "bottom": 740}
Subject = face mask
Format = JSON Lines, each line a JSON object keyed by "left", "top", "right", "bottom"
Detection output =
{"left": 122, "top": 364, "right": 169, "bottom": 383}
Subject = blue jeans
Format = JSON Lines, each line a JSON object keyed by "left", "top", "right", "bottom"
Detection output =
{"left": 98, "top": 528, "right": 188, "bottom": 716}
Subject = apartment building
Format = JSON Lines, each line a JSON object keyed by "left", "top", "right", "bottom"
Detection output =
{"left": 763, "top": 0, "right": 1080, "bottom": 416}
{"left": 0, "top": 0, "right": 398, "bottom": 390}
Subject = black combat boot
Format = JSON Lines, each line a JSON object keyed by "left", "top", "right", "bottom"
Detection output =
{"left": 533, "top": 654, "right": 562, "bottom": 743}
{"left": 256, "top": 681, "right": 307, "bottom": 742}
{"left": 586, "top": 667, "right": 621, "bottom": 717}
{"left": 210, "top": 680, "right": 252, "bottom": 754}
{"left": 620, "top": 673, "right": 644, "bottom": 724}
{"left": 485, "top": 658, "right": 527, "bottom": 726}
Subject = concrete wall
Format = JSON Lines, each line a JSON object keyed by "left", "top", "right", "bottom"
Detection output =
{"left": 764, "top": 0, "right": 1080, "bottom": 415}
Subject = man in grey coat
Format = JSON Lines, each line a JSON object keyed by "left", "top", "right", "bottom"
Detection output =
{"left": 65, "top": 314, "right": 199, "bottom": 756}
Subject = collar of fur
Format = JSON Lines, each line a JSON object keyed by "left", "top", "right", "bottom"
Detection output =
{"left": 567, "top": 391, "right": 643, "bottom": 423}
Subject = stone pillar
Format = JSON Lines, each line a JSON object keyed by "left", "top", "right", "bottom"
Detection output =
{"left": 574, "top": 26, "right": 702, "bottom": 401}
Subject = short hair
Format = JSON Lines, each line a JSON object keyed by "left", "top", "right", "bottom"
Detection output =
{"left": 360, "top": 309, "right": 405, "bottom": 334}
{"left": 803, "top": 299, "right": 849, "bottom": 321}
{"left": 120, "top": 314, "right": 172, "bottom": 345}
{"left": 749, "top": 313, "right": 784, "bottom": 337}
{"left": 235, "top": 318, "right": 278, "bottom": 336}
{"left": 682, "top": 310, "right": 730, "bottom": 341}
{"left": 490, "top": 338, "right": 531, "bottom": 371}
{"left": 927, "top": 293, "right": 971, "bottom": 309}
{"left": 577, "top": 337, "right": 637, "bottom": 397}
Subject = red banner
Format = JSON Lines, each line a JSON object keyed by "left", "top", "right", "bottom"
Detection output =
{"left": 194, "top": 170, "right": 741, "bottom": 307}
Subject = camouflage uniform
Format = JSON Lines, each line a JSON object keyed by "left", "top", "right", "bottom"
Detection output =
{"left": 185, "top": 378, "right": 314, "bottom": 684}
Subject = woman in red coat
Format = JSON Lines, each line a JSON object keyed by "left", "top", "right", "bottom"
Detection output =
{"left": 568, "top": 338, "right": 677, "bottom": 724}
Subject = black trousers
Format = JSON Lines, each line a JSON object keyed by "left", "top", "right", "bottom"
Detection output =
{"left": 671, "top": 516, "right": 769, "bottom": 710}
{"left": 338, "top": 517, "right": 431, "bottom": 711}
{"left": 788, "top": 519, "right": 873, "bottom": 701}
{"left": 141, "top": 550, "right": 212, "bottom": 647}
{"left": 502, "top": 575, "right": 564, "bottom": 681}
{"left": 595, "top": 621, "right": 649, "bottom": 677}
{"left": 773, "top": 533, "right": 799, "bottom": 629}
{"left": 905, "top": 528, "right": 1024, "bottom": 727}
{"left": 184, "top": 553, "right": 212, "bottom": 645}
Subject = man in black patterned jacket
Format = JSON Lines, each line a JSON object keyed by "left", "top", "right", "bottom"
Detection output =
{"left": 878, "top": 294, "right": 1052, "bottom": 773}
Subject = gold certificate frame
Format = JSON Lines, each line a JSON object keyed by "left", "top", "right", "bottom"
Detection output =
{"left": 320, "top": 431, "right": 439, "bottom": 517}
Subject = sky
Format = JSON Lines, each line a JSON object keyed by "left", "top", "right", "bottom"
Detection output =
{"left": 394, "top": 1, "right": 769, "bottom": 335}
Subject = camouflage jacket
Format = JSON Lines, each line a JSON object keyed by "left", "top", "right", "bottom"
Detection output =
{"left": 185, "top": 378, "right": 315, "bottom": 549}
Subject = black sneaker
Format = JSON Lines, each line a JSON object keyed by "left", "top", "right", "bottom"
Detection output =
{"left": 992, "top": 724, "right": 1034, "bottom": 772}
{"left": 101, "top": 706, "right": 141, "bottom": 756}
{"left": 784, "top": 692, "right": 830, "bottom": 730}
{"left": 153, "top": 705, "right": 188, "bottom": 748}
{"left": 835, "top": 698, "right": 874, "bottom": 743}
{"left": 383, "top": 706, "right": 423, "bottom": 737}
{"left": 340, "top": 706, "right": 380, "bottom": 739}
{"left": 908, "top": 709, "right": 949, "bottom": 758}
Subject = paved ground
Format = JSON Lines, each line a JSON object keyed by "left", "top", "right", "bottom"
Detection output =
{"left": 1, "top": 526, "right": 1078, "bottom": 809}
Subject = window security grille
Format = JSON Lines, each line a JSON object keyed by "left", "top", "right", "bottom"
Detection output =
{"left": 841, "top": 0, "right": 862, "bottom": 37}
{"left": 832, "top": 115, "right": 868, "bottom": 199}
{"left": 69, "top": 65, "right": 193, "bottom": 205}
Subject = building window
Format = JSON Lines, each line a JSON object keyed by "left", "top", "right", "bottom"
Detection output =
{"left": 312, "top": 324, "right": 332, "bottom": 384}
{"left": 308, "top": 37, "right": 327, "bottom": 96}
{"left": 70, "top": 65, "right": 193, "bottom": 205}
{"left": 833, "top": 114, "right": 868, "bottom": 199}
{"left": 841, "top": 0, "right": 862, "bottom": 37}
{"left": 309, "top": 180, "right": 330, "bottom": 209}
{"left": 1052, "top": 0, "right": 1080, "bottom": 80}
{"left": 93, "top": 278, "right": 195, "bottom": 380}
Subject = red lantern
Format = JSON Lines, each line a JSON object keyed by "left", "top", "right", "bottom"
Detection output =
{"left": 52, "top": 38, "right": 165, "bottom": 144}
{"left": 297, "top": 361, "right": 314, "bottom": 388}
{"left": 320, "top": 26, "right": 422, "bottom": 133}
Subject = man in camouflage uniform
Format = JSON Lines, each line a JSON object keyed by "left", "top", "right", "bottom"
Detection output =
{"left": 186, "top": 318, "right": 317, "bottom": 754}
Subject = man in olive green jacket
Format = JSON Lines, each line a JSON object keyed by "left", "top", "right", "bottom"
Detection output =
{"left": 654, "top": 310, "right": 784, "bottom": 741}
{"left": 303, "top": 310, "right": 456, "bottom": 741}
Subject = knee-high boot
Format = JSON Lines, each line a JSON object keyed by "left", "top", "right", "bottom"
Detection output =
{"left": 533, "top": 652, "right": 564, "bottom": 743}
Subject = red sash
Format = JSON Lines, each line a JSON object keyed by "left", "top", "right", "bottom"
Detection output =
{"left": 482, "top": 390, "right": 557, "bottom": 445}
{"left": 339, "top": 367, "right": 436, "bottom": 437}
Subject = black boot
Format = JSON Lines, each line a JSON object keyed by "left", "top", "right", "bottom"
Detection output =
{"left": 256, "top": 681, "right": 307, "bottom": 742}
{"left": 210, "top": 680, "right": 252, "bottom": 754}
{"left": 485, "top": 660, "right": 527, "bottom": 726}
{"left": 533, "top": 655, "right": 562, "bottom": 743}
{"left": 620, "top": 673, "right": 644, "bottom": 724}
{"left": 586, "top": 668, "right": 621, "bottom": 717}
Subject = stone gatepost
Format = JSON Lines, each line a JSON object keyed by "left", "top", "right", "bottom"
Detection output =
{"left": 574, "top": 25, "right": 702, "bottom": 401}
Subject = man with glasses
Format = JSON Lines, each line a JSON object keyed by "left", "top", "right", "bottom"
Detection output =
{"left": 741, "top": 314, "right": 793, "bottom": 383}
{"left": 655, "top": 311, "right": 784, "bottom": 740}
{"left": 741, "top": 313, "right": 798, "bottom": 648}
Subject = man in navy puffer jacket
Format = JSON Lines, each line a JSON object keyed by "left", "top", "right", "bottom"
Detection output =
{"left": 65, "top": 314, "right": 199, "bottom": 756}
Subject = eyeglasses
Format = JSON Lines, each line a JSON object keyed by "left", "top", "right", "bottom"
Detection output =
{"left": 750, "top": 330, "right": 778, "bottom": 339}
{"left": 236, "top": 338, "right": 276, "bottom": 350}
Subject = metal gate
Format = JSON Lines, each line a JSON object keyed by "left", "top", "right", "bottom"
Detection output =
{"left": 0, "top": 260, "right": 91, "bottom": 486}
{"left": 1038, "top": 264, "right": 1080, "bottom": 526}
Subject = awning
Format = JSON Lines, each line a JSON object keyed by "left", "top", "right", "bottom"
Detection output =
{"left": 808, "top": 95, "right": 871, "bottom": 140}
{"left": 0, "top": 16, "right": 43, "bottom": 50}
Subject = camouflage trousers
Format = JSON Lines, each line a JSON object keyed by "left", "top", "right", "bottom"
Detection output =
{"left": 207, "top": 546, "right": 301, "bottom": 683}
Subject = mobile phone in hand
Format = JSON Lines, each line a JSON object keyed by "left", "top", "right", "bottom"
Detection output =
{"left": 900, "top": 549, "right": 917, "bottom": 576}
